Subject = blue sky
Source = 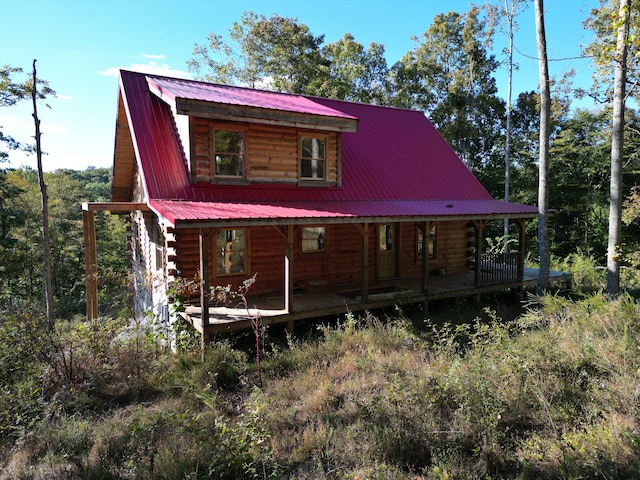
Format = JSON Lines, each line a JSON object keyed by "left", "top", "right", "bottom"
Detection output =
{"left": 1, "top": 0, "right": 598, "bottom": 172}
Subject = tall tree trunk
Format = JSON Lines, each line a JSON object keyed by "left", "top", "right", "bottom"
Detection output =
{"left": 534, "top": 0, "right": 551, "bottom": 294}
{"left": 504, "top": 0, "right": 514, "bottom": 236}
{"left": 607, "top": 0, "right": 630, "bottom": 295}
{"left": 32, "top": 59, "right": 54, "bottom": 328}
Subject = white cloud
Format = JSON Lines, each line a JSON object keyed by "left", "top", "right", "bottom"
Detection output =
{"left": 41, "top": 122, "right": 68, "bottom": 135}
{"left": 99, "top": 57, "right": 192, "bottom": 79}
{"left": 0, "top": 114, "right": 22, "bottom": 128}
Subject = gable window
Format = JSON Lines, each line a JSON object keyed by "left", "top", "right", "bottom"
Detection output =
{"left": 216, "top": 229, "right": 246, "bottom": 275}
{"left": 213, "top": 129, "right": 244, "bottom": 178}
{"left": 417, "top": 224, "right": 436, "bottom": 260}
{"left": 302, "top": 226, "right": 325, "bottom": 252}
{"left": 300, "top": 136, "right": 326, "bottom": 181}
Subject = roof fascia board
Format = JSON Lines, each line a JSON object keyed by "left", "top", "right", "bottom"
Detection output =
{"left": 171, "top": 212, "right": 538, "bottom": 229}
{"left": 174, "top": 98, "right": 359, "bottom": 132}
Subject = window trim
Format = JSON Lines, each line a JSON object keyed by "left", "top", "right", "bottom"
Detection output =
{"left": 298, "top": 134, "right": 327, "bottom": 183}
{"left": 210, "top": 125, "right": 246, "bottom": 181}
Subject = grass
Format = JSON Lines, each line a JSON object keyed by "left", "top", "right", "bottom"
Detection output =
{"left": 2, "top": 280, "right": 640, "bottom": 478}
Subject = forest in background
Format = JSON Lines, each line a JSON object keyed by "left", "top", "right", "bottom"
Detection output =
{"left": 3, "top": 1, "right": 640, "bottom": 478}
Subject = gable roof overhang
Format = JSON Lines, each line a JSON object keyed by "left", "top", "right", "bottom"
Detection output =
{"left": 149, "top": 198, "right": 539, "bottom": 229}
{"left": 147, "top": 75, "right": 359, "bottom": 132}
{"left": 112, "top": 70, "right": 540, "bottom": 229}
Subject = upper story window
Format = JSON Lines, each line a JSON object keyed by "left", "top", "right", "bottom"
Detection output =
{"left": 213, "top": 128, "right": 244, "bottom": 178}
{"left": 300, "top": 136, "right": 326, "bottom": 181}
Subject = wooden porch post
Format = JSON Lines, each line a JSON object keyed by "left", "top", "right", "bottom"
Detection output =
{"left": 420, "top": 221, "right": 430, "bottom": 294}
{"left": 361, "top": 222, "right": 370, "bottom": 302}
{"left": 472, "top": 220, "right": 487, "bottom": 287}
{"left": 82, "top": 208, "right": 98, "bottom": 321}
{"left": 199, "top": 228, "right": 210, "bottom": 338}
{"left": 284, "top": 224, "right": 294, "bottom": 315}
{"left": 517, "top": 218, "right": 526, "bottom": 280}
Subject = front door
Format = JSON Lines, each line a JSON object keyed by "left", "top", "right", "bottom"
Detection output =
{"left": 377, "top": 223, "right": 397, "bottom": 279}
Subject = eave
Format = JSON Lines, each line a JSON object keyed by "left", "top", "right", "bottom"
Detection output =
{"left": 174, "top": 98, "right": 358, "bottom": 132}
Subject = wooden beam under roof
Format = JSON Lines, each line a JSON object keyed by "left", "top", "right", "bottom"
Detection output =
{"left": 82, "top": 202, "right": 150, "bottom": 213}
{"left": 174, "top": 99, "right": 359, "bottom": 133}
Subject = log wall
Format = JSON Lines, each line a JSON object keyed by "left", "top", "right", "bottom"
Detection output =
{"left": 189, "top": 118, "right": 339, "bottom": 184}
{"left": 173, "top": 220, "right": 474, "bottom": 296}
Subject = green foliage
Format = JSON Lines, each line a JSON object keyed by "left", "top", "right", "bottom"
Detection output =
{"left": 3, "top": 287, "right": 640, "bottom": 478}
{"left": 189, "top": 11, "right": 329, "bottom": 96}
{"left": 0, "top": 166, "right": 129, "bottom": 319}
{"left": 393, "top": 7, "right": 505, "bottom": 172}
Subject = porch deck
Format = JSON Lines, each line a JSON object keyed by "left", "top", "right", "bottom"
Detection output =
{"left": 181, "top": 267, "right": 572, "bottom": 336}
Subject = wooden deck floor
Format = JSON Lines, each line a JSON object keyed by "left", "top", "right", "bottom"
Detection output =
{"left": 181, "top": 267, "right": 572, "bottom": 335}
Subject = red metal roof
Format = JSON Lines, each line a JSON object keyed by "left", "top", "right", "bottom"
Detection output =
{"left": 147, "top": 75, "right": 357, "bottom": 120}
{"left": 116, "top": 70, "right": 538, "bottom": 227}
{"left": 150, "top": 199, "right": 538, "bottom": 226}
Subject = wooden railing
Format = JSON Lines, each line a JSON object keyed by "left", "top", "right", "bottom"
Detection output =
{"left": 478, "top": 251, "right": 522, "bottom": 285}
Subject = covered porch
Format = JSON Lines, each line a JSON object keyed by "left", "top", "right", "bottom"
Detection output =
{"left": 181, "top": 266, "right": 572, "bottom": 336}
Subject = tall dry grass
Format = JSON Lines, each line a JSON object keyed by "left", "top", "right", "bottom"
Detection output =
{"left": 2, "top": 286, "right": 640, "bottom": 478}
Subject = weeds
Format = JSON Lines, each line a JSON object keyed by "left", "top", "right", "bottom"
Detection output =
{"left": 2, "top": 285, "right": 640, "bottom": 478}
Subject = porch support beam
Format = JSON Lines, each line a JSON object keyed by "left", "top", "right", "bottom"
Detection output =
{"left": 199, "top": 228, "right": 211, "bottom": 329}
{"left": 472, "top": 220, "right": 487, "bottom": 287}
{"left": 83, "top": 208, "right": 98, "bottom": 321}
{"left": 419, "top": 221, "right": 430, "bottom": 294}
{"left": 517, "top": 218, "right": 526, "bottom": 280}
{"left": 357, "top": 222, "right": 370, "bottom": 302}
{"left": 284, "top": 224, "right": 294, "bottom": 315}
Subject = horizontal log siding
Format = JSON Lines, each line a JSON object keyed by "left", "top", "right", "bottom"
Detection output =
{"left": 431, "top": 221, "right": 473, "bottom": 274}
{"left": 190, "top": 117, "right": 211, "bottom": 183}
{"left": 189, "top": 118, "right": 338, "bottom": 184}
{"left": 246, "top": 126, "right": 297, "bottom": 182}
{"left": 399, "top": 223, "right": 420, "bottom": 278}
{"left": 173, "top": 221, "right": 475, "bottom": 299}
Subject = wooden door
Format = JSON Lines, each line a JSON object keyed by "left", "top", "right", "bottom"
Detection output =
{"left": 377, "top": 223, "right": 397, "bottom": 279}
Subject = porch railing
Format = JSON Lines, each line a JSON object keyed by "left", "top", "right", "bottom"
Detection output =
{"left": 478, "top": 251, "right": 522, "bottom": 285}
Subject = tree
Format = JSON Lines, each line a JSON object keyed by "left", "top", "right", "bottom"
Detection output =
{"left": 320, "top": 34, "right": 390, "bottom": 103}
{"left": 606, "top": 0, "right": 631, "bottom": 295}
{"left": 496, "top": 0, "right": 529, "bottom": 239}
{"left": 583, "top": 0, "right": 640, "bottom": 104}
{"left": 188, "top": 11, "right": 329, "bottom": 95}
{"left": 0, "top": 66, "right": 53, "bottom": 317}
{"left": 31, "top": 60, "right": 54, "bottom": 328}
{"left": 535, "top": 0, "right": 551, "bottom": 294}
{"left": 391, "top": 7, "right": 505, "bottom": 172}
{"left": 548, "top": 109, "right": 612, "bottom": 257}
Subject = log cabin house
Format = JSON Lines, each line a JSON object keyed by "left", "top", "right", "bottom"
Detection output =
{"left": 83, "top": 69, "right": 565, "bottom": 339}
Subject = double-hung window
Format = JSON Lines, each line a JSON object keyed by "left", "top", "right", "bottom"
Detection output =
{"left": 213, "top": 128, "right": 244, "bottom": 178}
{"left": 300, "top": 136, "right": 326, "bottom": 181}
